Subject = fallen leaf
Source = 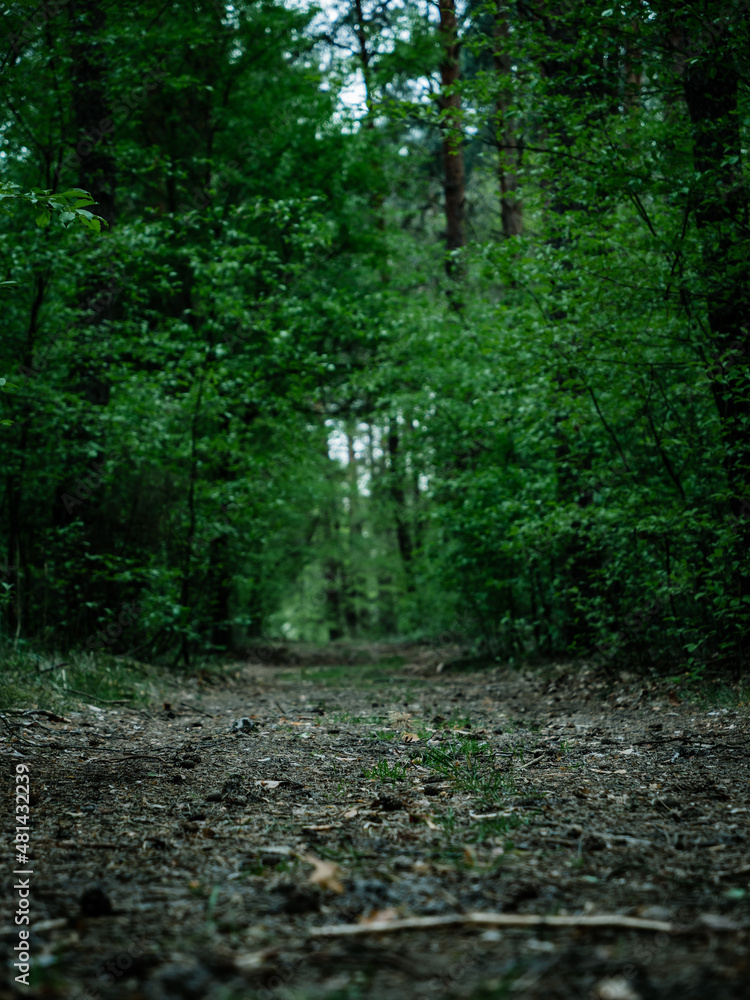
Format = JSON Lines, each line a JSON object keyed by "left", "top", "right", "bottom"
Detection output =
{"left": 402, "top": 733, "right": 421, "bottom": 742}
{"left": 303, "top": 854, "right": 344, "bottom": 893}
{"left": 255, "top": 780, "right": 281, "bottom": 789}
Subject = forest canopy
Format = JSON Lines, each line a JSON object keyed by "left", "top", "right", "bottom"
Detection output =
{"left": 1, "top": 0, "right": 748, "bottom": 677}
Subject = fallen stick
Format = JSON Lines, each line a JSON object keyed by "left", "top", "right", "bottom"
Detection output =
{"left": 310, "top": 911, "right": 678, "bottom": 936}
{"left": 517, "top": 753, "right": 546, "bottom": 769}
{"left": 179, "top": 701, "right": 215, "bottom": 718}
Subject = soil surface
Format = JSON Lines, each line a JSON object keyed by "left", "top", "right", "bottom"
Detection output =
{"left": 2, "top": 648, "right": 749, "bottom": 1000}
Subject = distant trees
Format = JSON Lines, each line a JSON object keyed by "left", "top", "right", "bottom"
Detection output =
{"left": 0, "top": 0, "right": 747, "bottom": 676}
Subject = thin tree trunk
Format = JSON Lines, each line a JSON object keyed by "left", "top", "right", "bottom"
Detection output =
{"left": 388, "top": 421, "right": 415, "bottom": 592}
{"left": 437, "top": 0, "right": 466, "bottom": 279}
{"left": 209, "top": 536, "right": 232, "bottom": 650}
{"left": 345, "top": 430, "right": 362, "bottom": 636}
{"left": 493, "top": 8, "right": 522, "bottom": 237}
{"left": 623, "top": 33, "right": 642, "bottom": 111}
{"left": 178, "top": 377, "right": 204, "bottom": 667}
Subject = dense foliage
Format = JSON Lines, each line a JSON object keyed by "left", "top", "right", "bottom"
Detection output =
{"left": 1, "top": 0, "right": 748, "bottom": 677}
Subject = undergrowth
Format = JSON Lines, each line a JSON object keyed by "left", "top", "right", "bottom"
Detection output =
{"left": 0, "top": 647, "right": 154, "bottom": 710}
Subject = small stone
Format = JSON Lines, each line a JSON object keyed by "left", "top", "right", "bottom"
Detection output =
{"left": 233, "top": 717, "right": 257, "bottom": 733}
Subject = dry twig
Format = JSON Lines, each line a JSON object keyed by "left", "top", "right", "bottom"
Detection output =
{"left": 310, "top": 911, "right": 680, "bottom": 936}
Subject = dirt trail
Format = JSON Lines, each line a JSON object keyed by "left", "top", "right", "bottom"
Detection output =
{"left": 1, "top": 655, "right": 748, "bottom": 999}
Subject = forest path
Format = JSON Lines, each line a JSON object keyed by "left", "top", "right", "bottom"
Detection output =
{"left": 2, "top": 656, "right": 749, "bottom": 999}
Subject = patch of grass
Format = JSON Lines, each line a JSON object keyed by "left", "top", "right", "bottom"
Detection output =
{"left": 332, "top": 711, "right": 388, "bottom": 724}
{"left": 314, "top": 843, "right": 370, "bottom": 870}
{"left": 242, "top": 856, "right": 294, "bottom": 877}
{"left": 509, "top": 742, "right": 530, "bottom": 763}
{"left": 291, "top": 973, "right": 372, "bottom": 1000}
{"left": 430, "top": 844, "right": 469, "bottom": 869}
{"left": 371, "top": 728, "right": 397, "bottom": 740}
{"left": 468, "top": 813, "right": 522, "bottom": 843}
{"left": 241, "top": 859, "right": 267, "bottom": 876}
{"left": 421, "top": 735, "right": 524, "bottom": 844}
{"left": 466, "top": 963, "right": 535, "bottom": 999}
{"left": 419, "top": 736, "right": 490, "bottom": 775}
{"left": 418, "top": 744, "right": 459, "bottom": 777}
{"left": 436, "top": 808, "right": 458, "bottom": 837}
{"left": 363, "top": 759, "right": 407, "bottom": 783}
{"left": 328, "top": 711, "right": 352, "bottom": 723}
{"left": 461, "top": 767, "right": 516, "bottom": 808}
{"left": 446, "top": 712, "right": 473, "bottom": 729}
{"left": 0, "top": 648, "right": 152, "bottom": 710}
{"left": 376, "top": 655, "right": 406, "bottom": 669}
{"left": 679, "top": 678, "right": 746, "bottom": 709}
{"left": 433, "top": 804, "right": 523, "bottom": 855}
{"left": 440, "top": 654, "right": 497, "bottom": 673}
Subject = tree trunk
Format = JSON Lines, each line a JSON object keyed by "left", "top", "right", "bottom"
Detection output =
{"left": 437, "top": 0, "right": 466, "bottom": 278}
{"left": 388, "top": 422, "right": 415, "bottom": 592}
{"left": 493, "top": 8, "right": 522, "bottom": 237}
